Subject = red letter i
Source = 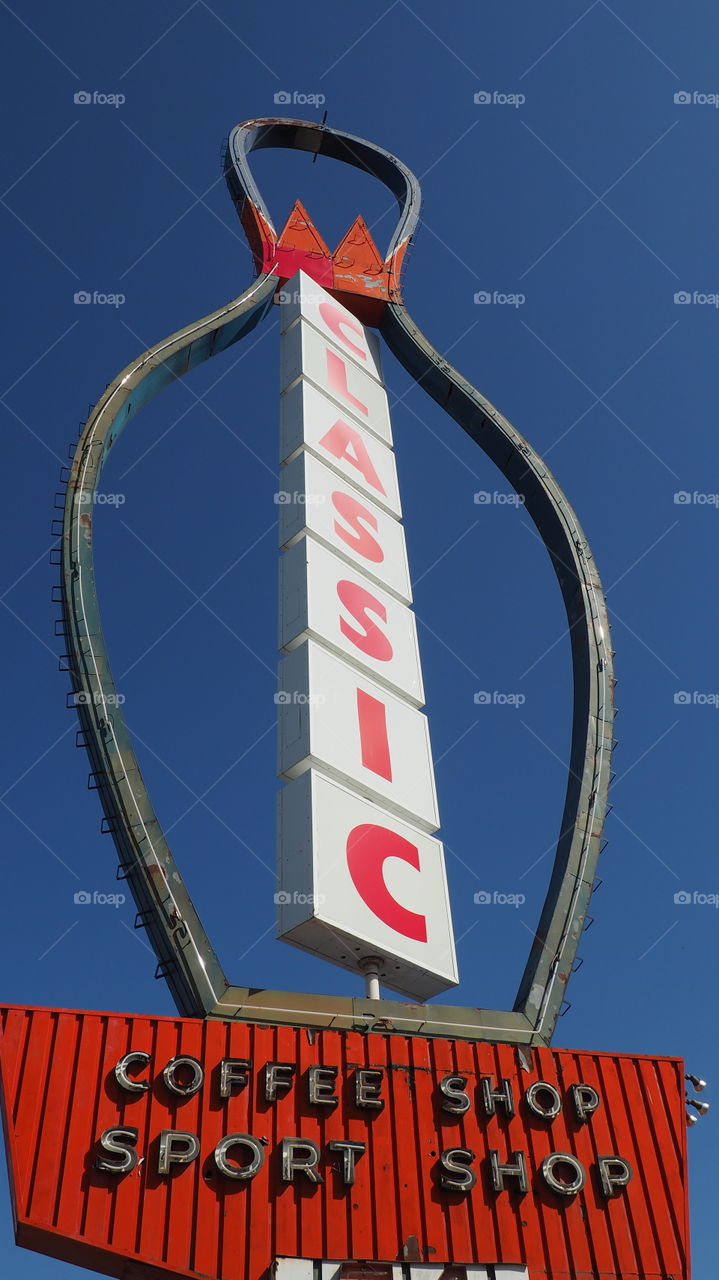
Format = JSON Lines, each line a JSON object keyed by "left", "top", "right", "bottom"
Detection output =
{"left": 356, "top": 689, "right": 393, "bottom": 781}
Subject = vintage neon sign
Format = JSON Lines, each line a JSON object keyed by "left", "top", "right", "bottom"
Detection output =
{"left": 51, "top": 115, "right": 617, "bottom": 1045}
{"left": 1, "top": 114, "right": 694, "bottom": 1280}
{"left": 1, "top": 1004, "right": 690, "bottom": 1280}
{"left": 95, "top": 1051, "right": 632, "bottom": 1200}
{"left": 276, "top": 273, "right": 457, "bottom": 1000}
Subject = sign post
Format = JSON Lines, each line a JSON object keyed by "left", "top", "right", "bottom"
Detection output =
{"left": 276, "top": 272, "right": 457, "bottom": 1000}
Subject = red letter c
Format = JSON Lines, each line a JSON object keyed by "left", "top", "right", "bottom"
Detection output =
{"left": 319, "top": 301, "right": 367, "bottom": 361}
{"left": 346, "top": 825, "right": 427, "bottom": 942}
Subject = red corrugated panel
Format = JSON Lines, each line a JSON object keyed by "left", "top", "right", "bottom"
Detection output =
{"left": 560, "top": 1052, "right": 616, "bottom": 1277}
{"left": 320, "top": 1020, "right": 351, "bottom": 1262}
{"left": 357, "top": 1028, "right": 397, "bottom": 1259}
{"left": 0, "top": 1004, "right": 690, "bottom": 1280}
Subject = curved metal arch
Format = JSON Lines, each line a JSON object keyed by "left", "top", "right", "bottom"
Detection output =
{"left": 224, "top": 118, "right": 420, "bottom": 272}
{"left": 61, "top": 116, "right": 614, "bottom": 1045}
{"left": 61, "top": 276, "right": 277, "bottom": 1015}
{"left": 380, "top": 305, "right": 613, "bottom": 1032}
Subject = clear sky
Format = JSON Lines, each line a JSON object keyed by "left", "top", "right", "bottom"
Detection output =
{"left": 0, "top": 1, "right": 716, "bottom": 1276}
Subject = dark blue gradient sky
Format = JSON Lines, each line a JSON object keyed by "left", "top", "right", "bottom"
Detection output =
{"left": 0, "top": 2, "right": 717, "bottom": 1275}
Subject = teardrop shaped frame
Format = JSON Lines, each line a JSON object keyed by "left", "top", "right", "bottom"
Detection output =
{"left": 60, "top": 118, "right": 614, "bottom": 1046}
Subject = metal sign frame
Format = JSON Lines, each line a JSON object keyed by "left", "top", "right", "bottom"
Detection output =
{"left": 59, "top": 118, "right": 614, "bottom": 1047}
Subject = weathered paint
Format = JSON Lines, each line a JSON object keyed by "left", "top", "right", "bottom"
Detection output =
{"left": 0, "top": 1005, "right": 689, "bottom": 1280}
{"left": 224, "top": 121, "right": 413, "bottom": 323}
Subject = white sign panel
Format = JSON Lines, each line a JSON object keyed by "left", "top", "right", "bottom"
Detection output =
{"left": 281, "top": 319, "right": 393, "bottom": 446}
{"left": 278, "top": 639, "right": 440, "bottom": 832}
{"left": 279, "top": 536, "right": 424, "bottom": 707}
{"left": 280, "top": 270, "right": 384, "bottom": 383}
{"left": 280, "top": 377, "right": 402, "bottom": 518}
{"left": 277, "top": 770, "right": 458, "bottom": 1000}
{"left": 276, "top": 271, "right": 456, "bottom": 1000}
{"left": 279, "top": 451, "right": 412, "bottom": 604}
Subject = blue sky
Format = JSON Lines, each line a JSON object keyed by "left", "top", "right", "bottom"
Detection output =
{"left": 0, "top": 1, "right": 717, "bottom": 1275}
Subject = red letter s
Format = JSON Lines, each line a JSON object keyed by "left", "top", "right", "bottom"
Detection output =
{"left": 332, "top": 490, "right": 384, "bottom": 563}
{"left": 337, "top": 580, "right": 393, "bottom": 661}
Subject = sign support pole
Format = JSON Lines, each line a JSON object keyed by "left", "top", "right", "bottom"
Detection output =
{"left": 359, "top": 957, "right": 382, "bottom": 999}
